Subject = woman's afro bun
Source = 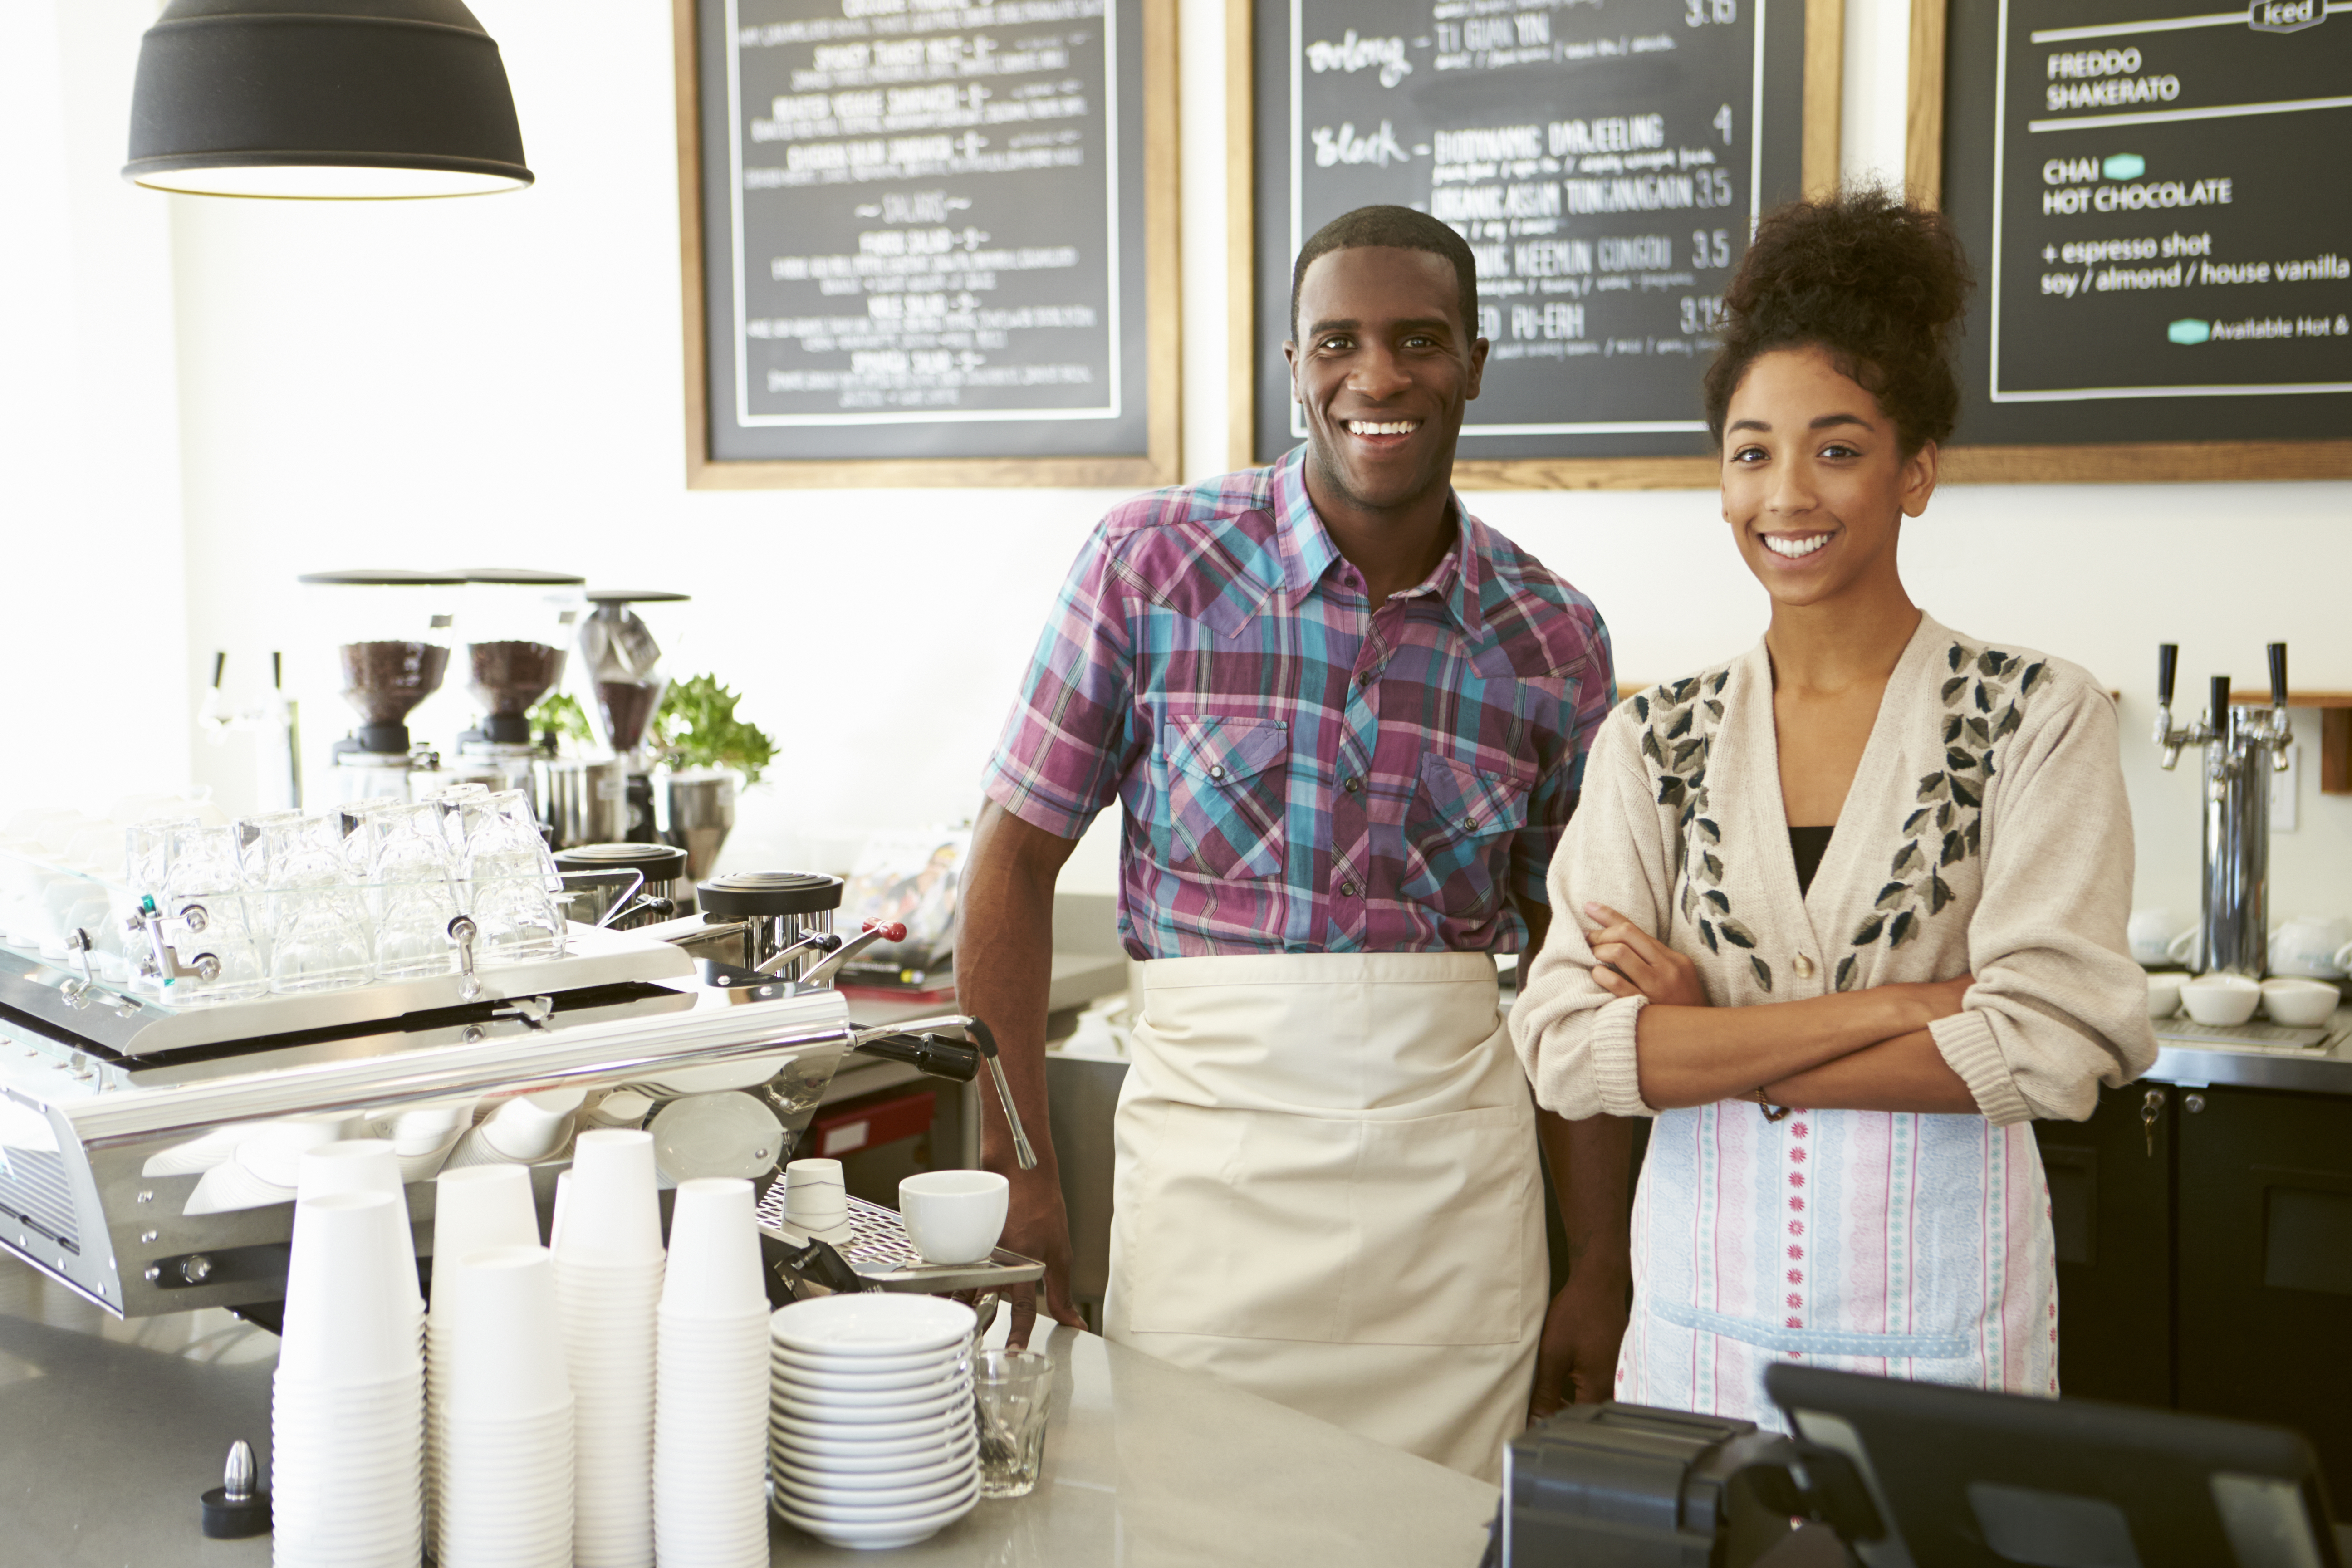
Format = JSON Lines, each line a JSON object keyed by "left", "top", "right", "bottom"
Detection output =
{"left": 1703, "top": 186, "right": 1975, "bottom": 454}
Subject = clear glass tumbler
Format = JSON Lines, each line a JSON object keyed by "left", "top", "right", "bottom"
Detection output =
{"left": 369, "top": 802, "right": 462, "bottom": 979}
{"left": 974, "top": 1348, "right": 1052, "bottom": 1499}
{"left": 160, "top": 824, "right": 269, "bottom": 1004}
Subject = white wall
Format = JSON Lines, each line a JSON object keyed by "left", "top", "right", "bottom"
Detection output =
{"left": 0, "top": 0, "right": 188, "bottom": 820}
{"left": 20, "top": 0, "right": 2352, "bottom": 925}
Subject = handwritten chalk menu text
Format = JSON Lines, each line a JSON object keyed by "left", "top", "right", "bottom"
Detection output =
{"left": 1944, "top": 0, "right": 2351, "bottom": 444}
{"left": 695, "top": 0, "right": 1150, "bottom": 463}
{"left": 1253, "top": 0, "right": 1810, "bottom": 463}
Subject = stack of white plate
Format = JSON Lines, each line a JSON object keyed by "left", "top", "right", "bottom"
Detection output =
{"left": 768, "top": 1294, "right": 980, "bottom": 1550}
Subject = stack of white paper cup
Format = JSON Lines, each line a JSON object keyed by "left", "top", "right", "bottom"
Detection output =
{"left": 272, "top": 1189, "right": 426, "bottom": 1568}
{"left": 297, "top": 1140, "right": 425, "bottom": 1326}
{"left": 436, "top": 1245, "right": 575, "bottom": 1568}
{"left": 554, "top": 1129, "right": 666, "bottom": 1568}
{"left": 653, "top": 1179, "right": 772, "bottom": 1568}
{"left": 428, "top": 1164, "right": 544, "bottom": 1553}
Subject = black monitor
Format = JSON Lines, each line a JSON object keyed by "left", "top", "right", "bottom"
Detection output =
{"left": 1766, "top": 1364, "right": 2340, "bottom": 1568}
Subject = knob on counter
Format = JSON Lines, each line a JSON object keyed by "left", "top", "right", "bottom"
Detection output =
{"left": 200, "top": 1438, "right": 270, "bottom": 1539}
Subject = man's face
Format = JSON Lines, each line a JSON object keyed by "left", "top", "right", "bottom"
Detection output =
{"left": 1284, "top": 246, "right": 1487, "bottom": 519}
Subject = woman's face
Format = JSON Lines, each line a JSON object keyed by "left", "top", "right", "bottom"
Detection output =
{"left": 1720, "top": 345, "right": 1936, "bottom": 611}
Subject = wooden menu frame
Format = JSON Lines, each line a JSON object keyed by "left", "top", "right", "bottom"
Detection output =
{"left": 1905, "top": 0, "right": 2352, "bottom": 485}
{"left": 675, "top": 0, "right": 1182, "bottom": 490}
{"left": 1226, "top": 0, "right": 1846, "bottom": 488}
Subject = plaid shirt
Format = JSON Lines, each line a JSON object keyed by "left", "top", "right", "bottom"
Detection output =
{"left": 982, "top": 447, "right": 1615, "bottom": 959}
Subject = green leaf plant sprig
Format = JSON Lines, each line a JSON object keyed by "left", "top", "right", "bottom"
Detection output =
{"left": 527, "top": 676, "right": 777, "bottom": 787}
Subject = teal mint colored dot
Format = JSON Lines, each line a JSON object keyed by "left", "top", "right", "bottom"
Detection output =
{"left": 2170, "top": 319, "right": 2211, "bottom": 345}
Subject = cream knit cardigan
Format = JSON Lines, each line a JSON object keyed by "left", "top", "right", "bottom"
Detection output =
{"left": 1511, "top": 613, "right": 2158, "bottom": 1123}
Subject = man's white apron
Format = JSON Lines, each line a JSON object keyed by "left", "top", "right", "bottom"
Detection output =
{"left": 1102, "top": 951, "right": 1546, "bottom": 1482}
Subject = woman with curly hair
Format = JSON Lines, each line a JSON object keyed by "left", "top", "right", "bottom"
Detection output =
{"left": 1510, "top": 188, "right": 2157, "bottom": 1424}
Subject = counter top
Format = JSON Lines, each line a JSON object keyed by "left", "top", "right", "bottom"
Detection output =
{"left": 2148, "top": 1004, "right": 2352, "bottom": 1097}
{"left": 0, "top": 1254, "right": 1496, "bottom": 1567}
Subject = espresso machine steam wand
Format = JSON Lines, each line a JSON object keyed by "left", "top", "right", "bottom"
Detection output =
{"left": 2153, "top": 641, "right": 2292, "bottom": 977}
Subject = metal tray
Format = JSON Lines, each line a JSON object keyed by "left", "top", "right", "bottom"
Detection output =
{"left": 2154, "top": 1017, "right": 2341, "bottom": 1052}
{"left": 757, "top": 1191, "right": 1044, "bottom": 1294}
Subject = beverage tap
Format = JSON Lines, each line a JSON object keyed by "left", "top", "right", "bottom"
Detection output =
{"left": 2154, "top": 642, "right": 2294, "bottom": 978}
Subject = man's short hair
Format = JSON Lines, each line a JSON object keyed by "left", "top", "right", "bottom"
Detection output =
{"left": 1289, "top": 206, "right": 1480, "bottom": 343}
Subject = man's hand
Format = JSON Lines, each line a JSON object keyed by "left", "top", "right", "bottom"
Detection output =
{"left": 999, "top": 1167, "right": 1087, "bottom": 1348}
{"left": 1583, "top": 902, "right": 1708, "bottom": 1008}
{"left": 1528, "top": 1272, "right": 1631, "bottom": 1419}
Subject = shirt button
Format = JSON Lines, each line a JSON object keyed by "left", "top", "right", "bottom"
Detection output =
{"left": 1357, "top": 671, "right": 1374, "bottom": 687}
{"left": 1462, "top": 818, "right": 1477, "bottom": 831}
{"left": 1792, "top": 954, "right": 1815, "bottom": 980}
{"left": 1340, "top": 881, "right": 1359, "bottom": 897}
{"left": 1208, "top": 765, "right": 1225, "bottom": 781}
{"left": 1343, "top": 777, "right": 1361, "bottom": 794}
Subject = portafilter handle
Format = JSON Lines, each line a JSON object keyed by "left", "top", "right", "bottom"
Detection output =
{"left": 849, "top": 1014, "right": 1039, "bottom": 1172}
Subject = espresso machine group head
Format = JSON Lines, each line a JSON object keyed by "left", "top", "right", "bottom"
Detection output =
{"left": 2154, "top": 641, "right": 2293, "bottom": 978}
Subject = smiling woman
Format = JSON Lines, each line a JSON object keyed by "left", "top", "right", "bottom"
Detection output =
{"left": 1510, "top": 189, "right": 2159, "bottom": 1431}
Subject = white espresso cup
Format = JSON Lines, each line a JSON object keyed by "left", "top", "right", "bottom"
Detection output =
{"left": 898, "top": 1170, "right": 1009, "bottom": 1265}
{"left": 2127, "top": 908, "right": 2181, "bottom": 967}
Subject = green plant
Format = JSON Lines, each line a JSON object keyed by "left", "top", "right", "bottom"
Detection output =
{"left": 527, "top": 691, "right": 593, "bottom": 744}
{"left": 653, "top": 673, "right": 776, "bottom": 786}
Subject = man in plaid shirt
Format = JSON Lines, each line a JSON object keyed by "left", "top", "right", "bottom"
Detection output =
{"left": 959, "top": 206, "right": 1617, "bottom": 1479}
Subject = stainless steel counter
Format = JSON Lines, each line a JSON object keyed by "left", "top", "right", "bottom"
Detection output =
{"left": 2148, "top": 1005, "right": 2352, "bottom": 1096}
{"left": 0, "top": 1254, "right": 1497, "bottom": 1567}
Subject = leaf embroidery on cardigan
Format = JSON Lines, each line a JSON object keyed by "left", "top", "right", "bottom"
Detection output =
{"left": 1848, "top": 640, "right": 2042, "bottom": 972}
{"left": 1629, "top": 666, "right": 1763, "bottom": 984}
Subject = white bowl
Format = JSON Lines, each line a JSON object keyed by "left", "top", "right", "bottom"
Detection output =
{"left": 773, "top": 1491, "right": 975, "bottom": 1552}
{"left": 2180, "top": 975, "right": 2262, "bottom": 1026}
{"left": 775, "top": 1466, "right": 972, "bottom": 1510}
{"left": 772, "top": 1384, "right": 969, "bottom": 1424}
{"left": 775, "top": 1357, "right": 966, "bottom": 1392}
{"left": 897, "top": 1170, "right": 1009, "bottom": 1265}
{"left": 2261, "top": 977, "right": 2341, "bottom": 1028}
{"left": 770, "top": 1444, "right": 975, "bottom": 1490}
{"left": 772, "top": 1342, "right": 965, "bottom": 1377}
{"left": 2145, "top": 971, "right": 2185, "bottom": 1019}
{"left": 776, "top": 1475, "right": 978, "bottom": 1524}
{"left": 770, "top": 1406, "right": 970, "bottom": 1446}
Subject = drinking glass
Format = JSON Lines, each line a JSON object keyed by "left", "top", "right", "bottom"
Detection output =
{"left": 262, "top": 813, "right": 373, "bottom": 993}
{"left": 973, "top": 1348, "right": 1051, "bottom": 1499}
{"left": 161, "top": 824, "right": 269, "bottom": 1004}
{"left": 124, "top": 817, "right": 200, "bottom": 908}
{"left": 460, "top": 790, "right": 565, "bottom": 965}
{"left": 370, "top": 804, "right": 461, "bottom": 979}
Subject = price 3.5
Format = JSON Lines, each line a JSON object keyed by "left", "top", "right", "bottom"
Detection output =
{"left": 1691, "top": 228, "right": 1732, "bottom": 269}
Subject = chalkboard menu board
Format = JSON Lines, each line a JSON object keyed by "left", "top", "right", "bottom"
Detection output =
{"left": 1244, "top": 0, "right": 1834, "bottom": 479}
{"left": 677, "top": 0, "right": 1177, "bottom": 486}
{"left": 1939, "top": 0, "right": 2352, "bottom": 475}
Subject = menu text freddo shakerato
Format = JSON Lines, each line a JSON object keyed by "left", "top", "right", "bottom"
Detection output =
{"left": 712, "top": 0, "right": 1146, "bottom": 462}
{"left": 1261, "top": 0, "right": 1805, "bottom": 462}
{"left": 1993, "top": 0, "right": 2352, "bottom": 402}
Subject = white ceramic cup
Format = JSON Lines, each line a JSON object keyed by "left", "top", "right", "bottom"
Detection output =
{"left": 784, "top": 1157, "right": 849, "bottom": 1230}
{"left": 2145, "top": 970, "right": 2185, "bottom": 1019}
{"left": 2127, "top": 908, "right": 2181, "bottom": 967}
{"left": 2180, "top": 973, "right": 2261, "bottom": 1026}
{"left": 897, "top": 1170, "right": 1009, "bottom": 1266}
{"left": 2272, "top": 916, "right": 2352, "bottom": 979}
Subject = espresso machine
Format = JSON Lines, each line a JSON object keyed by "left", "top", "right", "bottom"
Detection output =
{"left": 299, "top": 570, "right": 464, "bottom": 802}
{"left": 2154, "top": 642, "right": 2293, "bottom": 977}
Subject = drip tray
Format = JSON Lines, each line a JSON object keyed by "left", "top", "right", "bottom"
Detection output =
{"left": 2154, "top": 1017, "right": 2341, "bottom": 1053}
{"left": 757, "top": 1191, "right": 1044, "bottom": 1294}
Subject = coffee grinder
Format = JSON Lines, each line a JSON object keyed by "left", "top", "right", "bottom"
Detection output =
{"left": 578, "top": 589, "right": 688, "bottom": 844}
{"left": 451, "top": 568, "right": 584, "bottom": 811}
{"left": 298, "top": 569, "right": 464, "bottom": 802}
{"left": 2153, "top": 641, "right": 2293, "bottom": 977}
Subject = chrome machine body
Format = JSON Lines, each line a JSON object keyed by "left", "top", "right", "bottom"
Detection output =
{"left": 2154, "top": 642, "right": 2294, "bottom": 978}
{"left": 0, "top": 878, "right": 1035, "bottom": 1319}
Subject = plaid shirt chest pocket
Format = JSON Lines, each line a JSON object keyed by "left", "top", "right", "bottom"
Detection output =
{"left": 1401, "top": 753, "right": 1530, "bottom": 920}
{"left": 1161, "top": 716, "right": 1291, "bottom": 882}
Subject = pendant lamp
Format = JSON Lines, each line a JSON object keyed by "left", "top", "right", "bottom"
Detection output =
{"left": 123, "top": 0, "right": 533, "bottom": 199}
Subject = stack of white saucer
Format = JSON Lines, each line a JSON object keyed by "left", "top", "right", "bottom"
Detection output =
{"left": 768, "top": 1294, "right": 980, "bottom": 1550}
{"left": 553, "top": 1128, "right": 666, "bottom": 1568}
{"left": 652, "top": 1179, "right": 770, "bottom": 1568}
{"left": 271, "top": 1188, "right": 425, "bottom": 1568}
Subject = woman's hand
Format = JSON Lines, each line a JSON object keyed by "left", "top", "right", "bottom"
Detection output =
{"left": 1583, "top": 902, "right": 1709, "bottom": 1008}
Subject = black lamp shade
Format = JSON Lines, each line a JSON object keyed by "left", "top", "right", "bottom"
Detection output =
{"left": 124, "top": 0, "right": 533, "bottom": 199}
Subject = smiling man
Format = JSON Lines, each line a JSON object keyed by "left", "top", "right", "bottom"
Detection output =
{"left": 957, "top": 206, "right": 1616, "bottom": 1480}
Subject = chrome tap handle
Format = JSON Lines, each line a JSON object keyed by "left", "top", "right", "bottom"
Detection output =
{"left": 447, "top": 914, "right": 481, "bottom": 1002}
{"left": 2209, "top": 675, "right": 2232, "bottom": 733}
{"left": 2158, "top": 643, "right": 2178, "bottom": 709}
{"left": 2269, "top": 643, "right": 2289, "bottom": 712}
